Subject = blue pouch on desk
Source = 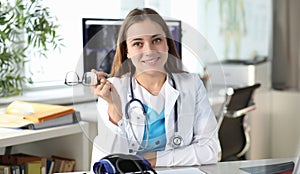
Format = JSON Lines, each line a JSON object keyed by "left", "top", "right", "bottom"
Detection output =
{"left": 93, "top": 153, "right": 157, "bottom": 174}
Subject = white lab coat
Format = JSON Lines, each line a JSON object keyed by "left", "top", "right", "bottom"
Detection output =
{"left": 94, "top": 72, "right": 219, "bottom": 167}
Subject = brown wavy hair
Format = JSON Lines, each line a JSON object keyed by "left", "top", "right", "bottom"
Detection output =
{"left": 110, "top": 8, "right": 184, "bottom": 77}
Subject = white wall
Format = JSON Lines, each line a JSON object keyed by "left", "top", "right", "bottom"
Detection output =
{"left": 270, "top": 90, "right": 300, "bottom": 158}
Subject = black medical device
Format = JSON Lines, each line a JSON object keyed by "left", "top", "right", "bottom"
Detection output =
{"left": 93, "top": 153, "right": 157, "bottom": 174}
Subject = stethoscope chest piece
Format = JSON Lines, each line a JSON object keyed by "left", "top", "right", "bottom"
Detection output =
{"left": 170, "top": 134, "right": 183, "bottom": 148}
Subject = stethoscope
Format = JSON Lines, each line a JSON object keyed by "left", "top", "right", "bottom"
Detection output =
{"left": 125, "top": 72, "right": 183, "bottom": 152}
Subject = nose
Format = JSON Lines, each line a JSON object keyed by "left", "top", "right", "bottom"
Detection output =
{"left": 143, "top": 42, "right": 155, "bottom": 55}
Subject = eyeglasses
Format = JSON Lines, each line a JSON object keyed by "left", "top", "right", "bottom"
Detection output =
{"left": 64, "top": 71, "right": 99, "bottom": 86}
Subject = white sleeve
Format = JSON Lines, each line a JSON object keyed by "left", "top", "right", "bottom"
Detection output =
{"left": 96, "top": 97, "right": 129, "bottom": 155}
{"left": 97, "top": 96, "right": 125, "bottom": 135}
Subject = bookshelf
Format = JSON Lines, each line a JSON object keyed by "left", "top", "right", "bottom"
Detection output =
{"left": 0, "top": 121, "right": 92, "bottom": 171}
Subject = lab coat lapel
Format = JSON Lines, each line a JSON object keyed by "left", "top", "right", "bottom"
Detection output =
{"left": 165, "top": 81, "right": 179, "bottom": 116}
{"left": 164, "top": 77, "right": 179, "bottom": 149}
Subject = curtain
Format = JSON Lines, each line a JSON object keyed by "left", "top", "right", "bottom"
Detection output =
{"left": 272, "top": 0, "right": 300, "bottom": 91}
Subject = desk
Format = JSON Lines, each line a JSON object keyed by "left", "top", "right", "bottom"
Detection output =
{"left": 59, "top": 157, "right": 297, "bottom": 174}
{"left": 199, "top": 157, "right": 296, "bottom": 174}
{"left": 0, "top": 121, "right": 92, "bottom": 171}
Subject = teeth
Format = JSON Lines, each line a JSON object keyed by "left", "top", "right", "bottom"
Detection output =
{"left": 144, "top": 58, "right": 158, "bottom": 63}
{"left": 148, "top": 59, "right": 156, "bottom": 63}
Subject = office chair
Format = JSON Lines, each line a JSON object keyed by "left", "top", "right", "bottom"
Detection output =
{"left": 217, "top": 83, "right": 261, "bottom": 162}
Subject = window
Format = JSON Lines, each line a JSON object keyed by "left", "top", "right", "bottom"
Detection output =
{"left": 25, "top": 0, "right": 121, "bottom": 89}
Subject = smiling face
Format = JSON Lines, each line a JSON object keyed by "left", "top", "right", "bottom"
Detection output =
{"left": 126, "top": 19, "right": 169, "bottom": 75}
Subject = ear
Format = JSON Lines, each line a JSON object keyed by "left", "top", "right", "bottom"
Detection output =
{"left": 126, "top": 51, "right": 131, "bottom": 59}
{"left": 126, "top": 47, "right": 131, "bottom": 59}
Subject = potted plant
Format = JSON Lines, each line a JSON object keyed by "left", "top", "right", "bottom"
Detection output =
{"left": 0, "top": 0, "right": 63, "bottom": 97}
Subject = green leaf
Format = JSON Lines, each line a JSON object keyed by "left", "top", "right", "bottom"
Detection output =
{"left": 0, "top": 0, "right": 64, "bottom": 97}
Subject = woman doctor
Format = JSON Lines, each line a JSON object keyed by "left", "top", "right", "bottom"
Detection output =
{"left": 92, "top": 8, "right": 219, "bottom": 167}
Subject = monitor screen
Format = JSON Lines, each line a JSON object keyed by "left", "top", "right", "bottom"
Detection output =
{"left": 82, "top": 18, "right": 182, "bottom": 74}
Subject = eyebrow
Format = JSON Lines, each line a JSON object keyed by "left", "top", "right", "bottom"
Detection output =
{"left": 128, "top": 34, "right": 163, "bottom": 42}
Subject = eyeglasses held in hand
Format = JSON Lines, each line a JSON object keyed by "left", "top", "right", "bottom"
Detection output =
{"left": 64, "top": 71, "right": 99, "bottom": 86}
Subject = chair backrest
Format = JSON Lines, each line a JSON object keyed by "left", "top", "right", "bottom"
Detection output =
{"left": 218, "top": 83, "right": 261, "bottom": 161}
{"left": 226, "top": 83, "right": 261, "bottom": 112}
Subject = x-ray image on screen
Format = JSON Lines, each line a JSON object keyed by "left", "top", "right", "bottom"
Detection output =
{"left": 83, "top": 19, "right": 122, "bottom": 74}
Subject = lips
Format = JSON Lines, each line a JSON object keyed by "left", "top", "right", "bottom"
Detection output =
{"left": 141, "top": 57, "right": 160, "bottom": 65}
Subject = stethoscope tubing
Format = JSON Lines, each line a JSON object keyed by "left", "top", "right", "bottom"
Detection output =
{"left": 125, "top": 72, "right": 181, "bottom": 151}
{"left": 127, "top": 73, "right": 178, "bottom": 122}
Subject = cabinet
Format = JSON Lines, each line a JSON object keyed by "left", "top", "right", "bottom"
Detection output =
{"left": 0, "top": 122, "right": 92, "bottom": 171}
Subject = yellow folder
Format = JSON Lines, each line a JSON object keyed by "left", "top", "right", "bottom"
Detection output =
{"left": 5, "top": 100, "right": 75, "bottom": 123}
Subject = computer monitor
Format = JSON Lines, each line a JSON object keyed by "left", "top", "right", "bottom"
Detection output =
{"left": 82, "top": 18, "right": 182, "bottom": 74}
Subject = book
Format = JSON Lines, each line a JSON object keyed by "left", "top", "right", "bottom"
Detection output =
{"left": 0, "top": 102, "right": 81, "bottom": 129}
{"left": 6, "top": 101, "right": 75, "bottom": 123}
{"left": 51, "top": 156, "right": 75, "bottom": 173}
{"left": 0, "top": 165, "right": 11, "bottom": 174}
{"left": 19, "top": 164, "right": 25, "bottom": 174}
{"left": 10, "top": 165, "right": 20, "bottom": 174}
{"left": 0, "top": 154, "right": 61, "bottom": 174}
{"left": 61, "top": 159, "right": 76, "bottom": 172}
{"left": 0, "top": 153, "right": 42, "bottom": 166}
{"left": 41, "top": 157, "right": 54, "bottom": 174}
{"left": 21, "top": 111, "right": 81, "bottom": 130}
{"left": 0, "top": 154, "right": 42, "bottom": 174}
{"left": 0, "top": 111, "right": 80, "bottom": 130}
{"left": 25, "top": 161, "right": 41, "bottom": 174}
{"left": 46, "top": 160, "right": 55, "bottom": 174}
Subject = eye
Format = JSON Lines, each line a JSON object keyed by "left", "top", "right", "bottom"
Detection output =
{"left": 153, "top": 38, "right": 162, "bottom": 44}
{"left": 133, "top": 42, "right": 143, "bottom": 47}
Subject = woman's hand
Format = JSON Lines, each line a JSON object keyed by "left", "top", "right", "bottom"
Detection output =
{"left": 140, "top": 152, "right": 157, "bottom": 167}
{"left": 91, "top": 69, "right": 122, "bottom": 125}
{"left": 91, "top": 69, "right": 111, "bottom": 100}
